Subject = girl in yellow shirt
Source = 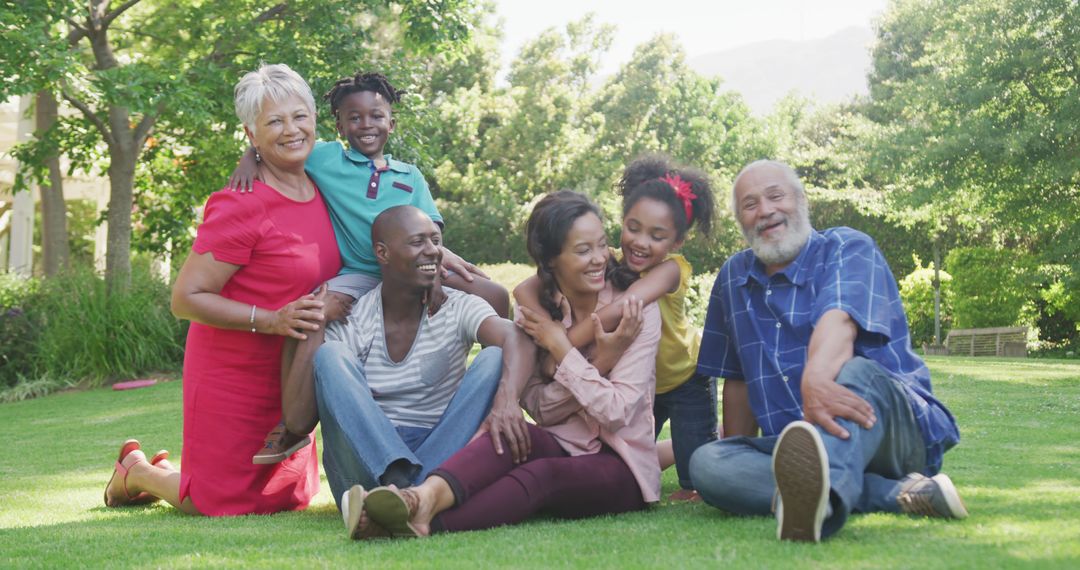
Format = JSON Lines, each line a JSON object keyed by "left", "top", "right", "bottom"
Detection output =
{"left": 515, "top": 154, "right": 717, "bottom": 501}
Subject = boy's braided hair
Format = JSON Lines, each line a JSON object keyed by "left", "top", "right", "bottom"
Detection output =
{"left": 324, "top": 72, "right": 402, "bottom": 117}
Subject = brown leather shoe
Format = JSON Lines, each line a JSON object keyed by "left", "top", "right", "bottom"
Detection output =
{"left": 252, "top": 421, "right": 310, "bottom": 464}
{"left": 668, "top": 488, "right": 702, "bottom": 503}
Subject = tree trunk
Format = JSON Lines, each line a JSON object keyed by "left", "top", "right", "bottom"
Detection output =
{"left": 932, "top": 240, "right": 942, "bottom": 346}
{"left": 105, "top": 134, "right": 135, "bottom": 293}
{"left": 35, "top": 90, "right": 70, "bottom": 276}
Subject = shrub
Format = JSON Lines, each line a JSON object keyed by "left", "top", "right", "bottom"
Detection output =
{"left": 29, "top": 263, "right": 185, "bottom": 387}
{"left": 898, "top": 257, "right": 953, "bottom": 347}
{"left": 0, "top": 274, "right": 41, "bottom": 389}
{"left": 440, "top": 196, "right": 531, "bottom": 265}
{"left": 0, "top": 261, "right": 186, "bottom": 400}
{"left": 685, "top": 271, "right": 715, "bottom": 329}
{"left": 946, "top": 247, "right": 1036, "bottom": 329}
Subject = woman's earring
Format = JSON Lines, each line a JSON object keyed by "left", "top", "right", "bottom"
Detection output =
{"left": 254, "top": 148, "right": 262, "bottom": 163}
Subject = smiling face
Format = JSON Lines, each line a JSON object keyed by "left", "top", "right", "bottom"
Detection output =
{"left": 733, "top": 163, "right": 811, "bottom": 273}
{"left": 621, "top": 197, "right": 683, "bottom": 273}
{"left": 375, "top": 208, "right": 443, "bottom": 290}
{"left": 246, "top": 95, "right": 315, "bottom": 170}
{"left": 550, "top": 212, "right": 610, "bottom": 298}
{"left": 335, "top": 90, "right": 395, "bottom": 161}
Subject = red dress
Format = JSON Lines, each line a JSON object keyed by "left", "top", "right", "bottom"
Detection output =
{"left": 180, "top": 181, "right": 341, "bottom": 516}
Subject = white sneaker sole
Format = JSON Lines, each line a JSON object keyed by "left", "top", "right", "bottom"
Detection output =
{"left": 773, "top": 421, "right": 830, "bottom": 542}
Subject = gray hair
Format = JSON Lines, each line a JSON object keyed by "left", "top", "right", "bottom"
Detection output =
{"left": 729, "top": 159, "right": 807, "bottom": 217}
{"left": 234, "top": 63, "right": 316, "bottom": 135}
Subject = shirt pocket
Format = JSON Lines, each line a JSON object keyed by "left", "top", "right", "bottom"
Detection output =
{"left": 418, "top": 352, "right": 450, "bottom": 387}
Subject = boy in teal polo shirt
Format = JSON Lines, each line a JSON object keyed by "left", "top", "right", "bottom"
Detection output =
{"left": 231, "top": 72, "right": 508, "bottom": 463}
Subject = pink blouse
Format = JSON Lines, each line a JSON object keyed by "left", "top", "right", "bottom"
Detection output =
{"left": 520, "top": 283, "right": 662, "bottom": 503}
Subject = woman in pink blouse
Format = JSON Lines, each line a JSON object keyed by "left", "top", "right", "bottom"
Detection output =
{"left": 348, "top": 190, "right": 661, "bottom": 538}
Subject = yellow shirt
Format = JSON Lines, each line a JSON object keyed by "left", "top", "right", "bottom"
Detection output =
{"left": 614, "top": 250, "right": 701, "bottom": 394}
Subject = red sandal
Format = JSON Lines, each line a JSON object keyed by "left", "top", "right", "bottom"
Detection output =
{"left": 104, "top": 439, "right": 153, "bottom": 507}
{"left": 150, "top": 449, "right": 170, "bottom": 466}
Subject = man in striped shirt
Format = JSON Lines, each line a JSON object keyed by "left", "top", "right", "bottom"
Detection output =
{"left": 301, "top": 206, "right": 534, "bottom": 511}
{"left": 689, "top": 161, "right": 965, "bottom": 542}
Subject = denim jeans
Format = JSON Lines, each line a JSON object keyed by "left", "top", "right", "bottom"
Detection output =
{"left": 314, "top": 341, "right": 502, "bottom": 509}
{"left": 654, "top": 372, "right": 718, "bottom": 489}
{"left": 689, "top": 357, "right": 927, "bottom": 538}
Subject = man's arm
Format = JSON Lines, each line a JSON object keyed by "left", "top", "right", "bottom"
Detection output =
{"left": 721, "top": 379, "right": 759, "bottom": 437}
{"left": 800, "top": 308, "right": 877, "bottom": 439}
{"left": 475, "top": 316, "right": 536, "bottom": 463}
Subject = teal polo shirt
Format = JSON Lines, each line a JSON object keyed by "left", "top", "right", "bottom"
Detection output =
{"left": 306, "top": 141, "right": 442, "bottom": 278}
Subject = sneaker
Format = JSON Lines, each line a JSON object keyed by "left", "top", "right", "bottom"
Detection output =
{"left": 252, "top": 421, "right": 310, "bottom": 464}
{"left": 897, "top": 473, "right": 969, "bottom": 519}
{"left": 773, "top": 421, "right": 830, "bottom": 542}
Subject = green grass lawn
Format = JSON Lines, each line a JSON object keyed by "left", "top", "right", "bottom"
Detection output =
{"left": 1, "top": 356, "right": 1078, "bottom": 568}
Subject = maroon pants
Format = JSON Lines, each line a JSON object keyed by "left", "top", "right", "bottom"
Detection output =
{"left": 429, "top": 424, "right": 646, "bottom": 533}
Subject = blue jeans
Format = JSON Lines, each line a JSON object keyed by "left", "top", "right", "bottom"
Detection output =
{"left": 314, "top": 341, "right": 502, "bottom": 509}
{"left": 654, "top": 372, "right": 718, "bottom": 489}
{"left": 689, "top": 357, "right": 927, "bottom": 538}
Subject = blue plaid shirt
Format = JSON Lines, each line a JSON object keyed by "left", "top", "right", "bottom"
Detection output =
{"left": 697, "top": 227, "right": 959, "bottom": 472}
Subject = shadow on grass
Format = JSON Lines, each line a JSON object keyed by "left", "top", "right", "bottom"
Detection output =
{"left": 0, "top": 499, "right": 1071, "bottom": 568}
{"left": 2, "top": 360, "right": 1078, "bottom": 567}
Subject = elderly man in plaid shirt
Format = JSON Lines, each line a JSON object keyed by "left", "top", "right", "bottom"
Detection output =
{"left": 690, "top": 160, "right": 966, "bottom": 542}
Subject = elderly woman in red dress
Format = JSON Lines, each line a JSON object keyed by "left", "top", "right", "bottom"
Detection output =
{"left": 103, "top": 63, "right": 341, "bottom": 515}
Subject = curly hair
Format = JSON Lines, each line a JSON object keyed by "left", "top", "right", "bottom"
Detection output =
{"left": 323, "top": 71, "right": 402, "bottom": 117}
{"left": 618, "top": 153, "right": 717, "bottom": 240}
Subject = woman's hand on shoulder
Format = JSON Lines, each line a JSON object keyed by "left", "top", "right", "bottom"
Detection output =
{"left": 268, "top": 285, "right": 326, "bottom": 340}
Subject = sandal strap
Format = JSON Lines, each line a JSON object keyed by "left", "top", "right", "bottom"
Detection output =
{"left": 399, "top": 488, "right": 421, "bottom": 518}
{"left": 118, "top": 450, "right": 147, "bottom": 501}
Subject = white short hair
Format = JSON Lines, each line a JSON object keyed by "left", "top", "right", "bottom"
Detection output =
{"left": 234, "top": 63, "right": 316, "bottom": 135}
{"left": 730, "top": 159, "right": 807, "bottom": 217}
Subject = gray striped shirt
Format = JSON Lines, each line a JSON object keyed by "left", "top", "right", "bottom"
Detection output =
{"left": 325, "top": 284, "right": 498, "bottom": 428}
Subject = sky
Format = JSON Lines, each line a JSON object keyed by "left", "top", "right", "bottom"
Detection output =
{"left": 492, "top": 0, "right": 891, "bottom": 76}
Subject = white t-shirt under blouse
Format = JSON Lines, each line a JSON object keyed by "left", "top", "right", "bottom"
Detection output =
{"left": 325, "top": 284, "right": 499, "bottom": 428}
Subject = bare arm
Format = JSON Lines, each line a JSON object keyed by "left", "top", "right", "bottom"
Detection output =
{"left": 446, "top": 273, "right": 509, "bottom": 319}
{"left": 525, "top": 259, "right": 679, "bottom": 374}
{"left": 591, "top": 259, "right": 680, "bottom": 334}
{"left": 439, "top": 245, "right": 490, "bottom": 282}
{"left": 226, "top": 146, "right": 260, "bottom": 192}
{"left": 170, "top": 251, "right": 324, "bottom": 339}
{"left": 475, "top": 317, "right": 537, "bottom": 462}
{"left": 800, "top": 309, "right": 876, "bottom": 439}
{"left": 721, "top": 379, "right": 759, "bottom": 437}
{"left": 520, "top": 303, "right": 660, "bottom": 432}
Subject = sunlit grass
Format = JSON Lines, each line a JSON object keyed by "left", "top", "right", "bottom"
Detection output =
{"left": 2, "top": 356, "right": 1077, "bottom": 567}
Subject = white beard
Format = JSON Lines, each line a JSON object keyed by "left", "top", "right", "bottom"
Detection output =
{"left": 744, "top": 200, "right": 812, "bottom": 267}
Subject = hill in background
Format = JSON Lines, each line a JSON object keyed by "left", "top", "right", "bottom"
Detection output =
{"left": 688, "top": 26, "right": 875, "bottom": 115}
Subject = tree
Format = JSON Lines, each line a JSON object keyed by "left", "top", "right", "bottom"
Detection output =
{"left": 580, "top": 34, "right": 768, "bottom": 271}
{"left": 869, "top": 0, "right": 1080, "bottom": 260}
{"left": 1, "top": 0, "right": 476, "bottom": 290}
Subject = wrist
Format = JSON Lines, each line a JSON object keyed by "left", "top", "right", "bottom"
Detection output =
{"left": 546, "top": 336, "right": 573, "bottom": 365}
